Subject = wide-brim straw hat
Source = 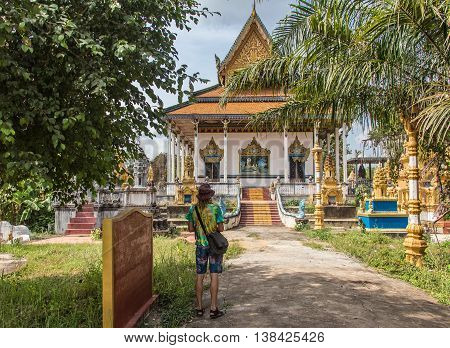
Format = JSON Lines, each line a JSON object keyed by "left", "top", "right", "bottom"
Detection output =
{"left": 197, "top": 183, "right": 215, "bottom": 201}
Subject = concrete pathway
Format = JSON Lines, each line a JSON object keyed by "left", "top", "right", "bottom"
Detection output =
{"left": 186, "top": 226, "right": 450, "bottom": 328}
{"left": 30, "top": 235, "right": 100, "bottom": 244}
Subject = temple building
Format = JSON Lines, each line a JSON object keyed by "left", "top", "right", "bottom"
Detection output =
{"left": 164, "top": 9, "right": 348, "bottom": 188}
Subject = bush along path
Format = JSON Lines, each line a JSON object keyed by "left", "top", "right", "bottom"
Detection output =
{"left": 186, "top": 226, "right": 449, "bottom": 328}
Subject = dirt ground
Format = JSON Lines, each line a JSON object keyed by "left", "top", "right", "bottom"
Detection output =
{"left": 30, "top": 235, "right": 100, "bottom": 244}
{"left": 186, "top": 226, "right": 450, "bottom": 328}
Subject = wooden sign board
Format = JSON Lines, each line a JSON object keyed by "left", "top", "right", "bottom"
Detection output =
{"left": 102, "top": 208, "right": 157, "bottom": 328}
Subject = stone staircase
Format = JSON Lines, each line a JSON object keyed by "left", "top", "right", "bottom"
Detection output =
{"left": 65, "top": 204, "right": 96, "bottom": 235}
{"left": 242, "top": 187, "right": 271, "bottom": 201}
{"left": 240, "top": 188, "right": 281, "bottom": 226}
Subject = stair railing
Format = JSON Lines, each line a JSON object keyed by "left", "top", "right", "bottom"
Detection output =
{"left": 275, "top": 186, "right": 299, "bottom": 228}
{"left": 223, "top": 191, "right": 241, "bottom": 229}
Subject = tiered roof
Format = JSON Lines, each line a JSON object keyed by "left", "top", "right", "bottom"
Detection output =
{"left": 165, "top": 9, "right": 284, "bottom": 138}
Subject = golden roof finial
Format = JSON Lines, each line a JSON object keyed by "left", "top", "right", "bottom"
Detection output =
{"left": 252, "top": 0, "right": 256, "bottom": 16}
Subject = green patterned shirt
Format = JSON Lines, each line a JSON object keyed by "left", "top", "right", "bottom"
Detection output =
{"left": 186, "top": 203, "right": 224, "bottom": 246}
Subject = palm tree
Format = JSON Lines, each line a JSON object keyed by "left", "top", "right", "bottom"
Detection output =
{"left": 224, "top": 0, "right": 449, "bottom": 266}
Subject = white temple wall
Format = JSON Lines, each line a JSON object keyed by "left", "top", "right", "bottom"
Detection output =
{"left": 197, "top": 132, "right": 313, "bottom": 186}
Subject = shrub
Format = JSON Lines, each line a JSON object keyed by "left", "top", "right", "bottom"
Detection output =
{"left": 295, "top": 222, "right": 310, "bottom": 231}
{"left": 305, "top": 203, "right": 315, "bottom": 214}
{"left": 355, "top": 183, "right": 371, "bottom": 206}
{"left": 167, "top": 225, "right": 180, "bottom": 238}
{"left": 90, "top": 228, "right": 102, "bottom": 241}
{"left": 285, "top": 199, "right": 299, "bottom": 207}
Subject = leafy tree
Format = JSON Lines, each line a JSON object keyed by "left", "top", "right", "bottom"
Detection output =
{"left": 368, "top": 119, "right": 405, "bottom": 183}
{"left": 224, "top": 0, "right": 449, "bottom": 145}
{"left": 0, "top": 175, "right": 53, "bottom": 230}
{"left": 0, "top": 0, "right": 212, "bottom": 202}
{"left": 224, "top": 0, "right": 449, "bottom": 264}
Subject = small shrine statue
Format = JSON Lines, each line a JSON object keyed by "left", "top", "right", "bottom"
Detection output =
{"left": 321, "top": 155, "right": 344, "bottom": 205}
{"left": 117, "top": 162, "right": 131, "bottom": 190}
{"left": 184, "top": 155, "right": 194, "bottom": 180}
{"left": 297, "top": 199, "right": 306, "bottom": 219}
{"left": 147, "top": 165, "right": 154, "bottom": 185}
{"left": 348, "top": 170, "right": 356, "bottom": 183}
{"left": 219, "top": 196, "right": 227, "bottom": 216}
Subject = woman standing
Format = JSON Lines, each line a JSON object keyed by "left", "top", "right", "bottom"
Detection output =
{"left": 186, "top": 183, "right": 225, "bottom": 319}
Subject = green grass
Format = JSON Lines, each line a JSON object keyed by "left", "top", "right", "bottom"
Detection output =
{"left": 303, "top": 229, "right": 450, "bottom": 305}
{"left": 0, "top": 237, "right": 246, "bottom": 328}
{"left": 225, "top": 242, "right": 245, "bottom": 260}
{"left": 0, "top": 243, "right": 102, "bottom": 328}
{"left": 302, "top": 241, "right": 325, "bottom": 250}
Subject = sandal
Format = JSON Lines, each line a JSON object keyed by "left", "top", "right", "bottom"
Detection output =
{"left": 195, "top": 308, "right": 205, "bottom": 317}
{"left": 210, "top": 308, "right": 224, "bottom": 319}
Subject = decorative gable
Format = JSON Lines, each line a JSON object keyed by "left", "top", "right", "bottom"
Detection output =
{"left": 218, "top": 11, "right": 271, "bottom": 85}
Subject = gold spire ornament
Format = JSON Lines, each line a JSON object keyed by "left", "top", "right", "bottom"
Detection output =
{"left": 372, "top": 166, "right": 388, "bottom": 199}
{"left": 321, "top": 155, "right": 344, "bottom": 205}
{"left": 311, "top": 124, "right": 324, "bottom": 230}
{"left": 175, "top": 154, "right": 198, "bottom": 205}
{"left": 402, "top": 118, "right": 427, "bottom": 267}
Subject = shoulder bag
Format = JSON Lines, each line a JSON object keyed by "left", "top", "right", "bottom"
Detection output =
{"left": 194, "top": 205, "right": 228, "bottom": 255}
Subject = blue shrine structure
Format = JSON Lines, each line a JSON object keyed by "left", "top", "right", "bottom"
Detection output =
{"left": 357, "top": 166, "right": 408, "bottom": 233}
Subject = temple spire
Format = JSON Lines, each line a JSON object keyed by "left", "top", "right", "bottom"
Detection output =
{"left": 252, "top": 0, "right": 256, "bottom": 16}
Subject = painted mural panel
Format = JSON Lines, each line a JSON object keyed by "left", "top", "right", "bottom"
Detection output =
{"left": 239, "top": 137, "right": 270, "bottom": 176}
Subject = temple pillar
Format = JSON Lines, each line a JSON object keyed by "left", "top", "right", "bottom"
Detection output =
{"left": 180, "top": 139, "right": 185, "bottom": 181}
{"left": 284, "top": 127, "right": 289, "bottom": 183}
{"left": 167, "top": 125, "right": 172, "bottom": 182}
{"left": 171, "top": 131, "right": 176, "bottom": 182}
{"left": 193, "top": 120, "right": 199, "bottom": 182}
{"left": 223, "top": 119, "right": 229, "bottom": 183}
{"left": 312, "top": 122, "right": 324, "bottom": 230}
{"left": 342, "top": 123, "right": 348, "bottom": 183}
{"left": 335, "top": 127, "right": 340, "bottom": 183}
{"left": 176, "top": 134, "right": 181, "bottom": 180}
{"left": 403, "top": 118, "right": 427, "bottom": 267}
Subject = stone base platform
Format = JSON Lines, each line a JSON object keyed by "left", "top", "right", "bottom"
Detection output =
{"left": 324, "top": 205, "right": 357, "bottom": 219}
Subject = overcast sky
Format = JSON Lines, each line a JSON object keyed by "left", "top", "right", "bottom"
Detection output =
{"left": 142, "top": 0, "right": 371, "bottom": 160}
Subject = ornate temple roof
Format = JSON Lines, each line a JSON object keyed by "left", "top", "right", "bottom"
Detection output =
{"left": 168, "top": 101, "right": 285, "bottom": 117}
{"left": 165, "top": 8, "right": 284, "bottom": 132}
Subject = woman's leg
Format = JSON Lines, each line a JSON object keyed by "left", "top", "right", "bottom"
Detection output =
{"left": 195, "top": 246, "right": 208, "bottom": 310}
{"left": 210, "top": 273, "right": 219, "bottom": 310}
{"left": 196, "top": 274, "right": 205, "bottom": 310}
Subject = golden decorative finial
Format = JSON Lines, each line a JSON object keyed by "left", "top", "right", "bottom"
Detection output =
{"left": 252, "top": 0, "right": 256, "bottom": 16}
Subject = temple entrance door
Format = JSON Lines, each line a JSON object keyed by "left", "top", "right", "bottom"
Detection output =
{"left": 289, "top": 158, "right": 305, "bottom": 182}
{"left": 205, "top": 162, "right": 220, "bottom": 182}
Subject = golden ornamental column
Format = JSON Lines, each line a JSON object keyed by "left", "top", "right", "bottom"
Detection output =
{"left": 402, "top": 118, "right": 427, "bottom": 267}
{"left": 312, "top": 122, "right": 324, "bottom": 230}
{"left": 222, "top": 119, "right": 230, "bottom": 183}
{"left": 192, "top": 120, "right": 199, "bottom": 182}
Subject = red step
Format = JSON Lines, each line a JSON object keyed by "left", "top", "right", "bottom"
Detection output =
{"left": 75, "top": 212, "right": 94, "bottom": 218}
{"left": 66, "top": 229, "right": 93, "bottom": 235}
{"left": 67, "top": 222, "right": 96, "bottom": 230}
{"left": 65, "top": 204, "right": 97, "bottom": 235}
{"left": 71, "top": 217, "right": 96, "bottom": 224}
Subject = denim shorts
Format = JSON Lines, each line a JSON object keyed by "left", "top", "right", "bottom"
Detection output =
{"left": 196, "top": 246, "right": 223, "bottom": 274}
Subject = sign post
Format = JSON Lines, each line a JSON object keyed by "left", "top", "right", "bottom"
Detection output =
{"left": 102, "top": 208, "right": 157, "bottom": 328}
